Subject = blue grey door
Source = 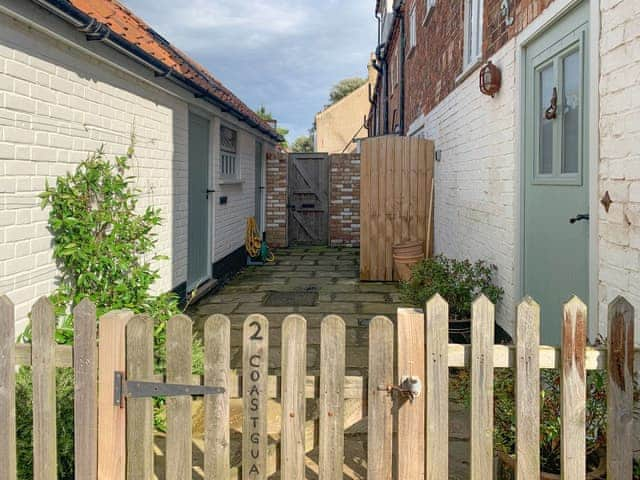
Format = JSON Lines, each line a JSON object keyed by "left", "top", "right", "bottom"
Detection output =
{"left": 523, "top": 2, "right": 589, "bottom": 345}
{"left": 255, "top": 141, "right": 264, "bottom": 232}
{"left": 188, "top": 112, "right": 211, "bottom": 290}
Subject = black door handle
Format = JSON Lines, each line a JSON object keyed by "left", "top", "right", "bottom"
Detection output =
{"left": 569, "top": 214, "right": 589, "bottom": 224}
{"left": 206, "top": 189, "right": 216, "bottom": 199}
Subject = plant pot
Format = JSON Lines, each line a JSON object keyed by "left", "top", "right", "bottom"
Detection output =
{"left": 497, "top": 450, "right": 606, "bottom": 480}
{"left": 392, "top": 242, "right": 425, "bottom": 281}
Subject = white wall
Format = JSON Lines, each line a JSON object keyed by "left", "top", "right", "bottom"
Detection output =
{"left": 597, "top": 0, "right": 640, "bottom": 342}
{"left": 408, "top": 40, "right": 518, "bottom": 334}
{"left": 0, "top": 6, "right": 273, "bottom": 332}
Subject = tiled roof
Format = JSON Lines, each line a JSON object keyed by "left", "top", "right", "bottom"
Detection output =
{"left": 66, "top": 0, "right": 279, "bottom": 139}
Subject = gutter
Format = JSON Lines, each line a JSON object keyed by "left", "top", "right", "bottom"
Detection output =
{"left": 30, "top": 0, "right": 282, "bottom": 142}
{"left": 395, "top": 0, "right": 405, "bottom": 135}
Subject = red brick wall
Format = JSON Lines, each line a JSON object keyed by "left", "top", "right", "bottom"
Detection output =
{"left": 329, "top": 154, "right": 361, "bottom": 247}
{"left": 265, "top": 150, "right": 288, "bottom": 247}
{"left": 372, "top": 0, "right": 558, "bottom": 133}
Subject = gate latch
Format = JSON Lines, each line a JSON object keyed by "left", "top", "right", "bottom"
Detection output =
{"left": 114, "top": 371, "right": 225, "bottom": 407}
{"left": 378, "top": 376, "right": 422, "bottom": 402}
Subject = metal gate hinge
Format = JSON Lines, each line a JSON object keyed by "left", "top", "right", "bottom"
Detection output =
{"left": 114, "top": 371, "right": 225, "bottom": 407}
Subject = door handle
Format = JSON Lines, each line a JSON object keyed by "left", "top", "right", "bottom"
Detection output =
{"left": 206, "top": 189, "right": 216, "bottom": 199}
{"left": 569, "top": 213, "right": 589, "bottom": 224}
{"left": 287, "top": 204, "right": 296, "bottom": 211}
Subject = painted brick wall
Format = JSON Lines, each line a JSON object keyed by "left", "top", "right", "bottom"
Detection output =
{"left": 265, "top": 150, "right": 288, "bottom": 247}
{"left": 0, "top": 13, "right": 189, "bottom": 332}
{"left": 329, "top": 154, "right": 361, "bottom": 247}
{"left": 408, "top": 40, "right": 518, "bottom": 335}
{"left": 597, "top": 0, "right": 640, "bottom": 342}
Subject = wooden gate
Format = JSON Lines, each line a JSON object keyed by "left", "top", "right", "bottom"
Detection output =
{"left": 360, "top": 135, "right": 435, "bottom": 281}
{"left": 288, "top": 153, "right": 329, "bottom": 245}
{"left": 1, "top": 294, "right": 637, "bottom": 479}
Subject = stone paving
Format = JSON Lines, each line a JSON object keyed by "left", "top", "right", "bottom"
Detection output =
{"left": 185, "top": 246, "right": 470, "bottom": 479}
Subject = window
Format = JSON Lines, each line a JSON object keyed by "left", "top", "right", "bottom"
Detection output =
{"left": 424, "top": 0, "right": 436, "bottom": 23}
{"left": 463, "top": 0, "right": 483, "bottom": 68}
{"left": 394, "top": 50, "right": 400, "bottom": 86}
{"left": 220, "top": 125, "right": 238, "bottom": 179}
{"left": 409, "top": 4, "right": 417, "bottom": 49}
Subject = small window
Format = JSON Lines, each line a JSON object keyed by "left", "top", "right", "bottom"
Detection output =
{"left": 424, "top": 0, "right": 436, "bottom": 23}
{"left": 463, "top": 0, "right": 483, "bottom": 68}
{"left": 409, "top": 4, "right": 417, "bottom": 49}
{"left": 220, "top": 125, "right": 238, "bottom": 179}
{"left": 394, "top": 50, "right": 400, "bottom": 86}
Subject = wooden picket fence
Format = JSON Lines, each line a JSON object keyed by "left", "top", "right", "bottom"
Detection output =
{"left": 0, "top": 293, "right": 636, "bottom": 479}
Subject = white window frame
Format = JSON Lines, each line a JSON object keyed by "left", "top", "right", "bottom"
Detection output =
{"left": 409, "top": 3, "right": 417, "bottom": 50}
{"left": 423, "top": 0, "right": 436, "bottom": 24}
{"left": 463, "top": 0, "right": 483, "bottom": 69}
{"left": 219, "top": 125, "right": 238, "bottom": 180}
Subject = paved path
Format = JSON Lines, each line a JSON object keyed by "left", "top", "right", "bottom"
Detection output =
{"left": 185, "top": 246, "right": 470, "bottom": 479}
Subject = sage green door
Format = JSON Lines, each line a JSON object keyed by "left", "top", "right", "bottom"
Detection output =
{"left": 188, "top": 112, "right": 211, "bottom": 291}
{"left": 523, "top": 1, "right": 589, "bottom": 345}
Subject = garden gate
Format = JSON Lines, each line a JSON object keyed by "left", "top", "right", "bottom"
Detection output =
{"left": 287, "top": 153, "right": 329, "bottom": 245}
{"left": 0, "top": 294, "right": 637, "bottom": 479}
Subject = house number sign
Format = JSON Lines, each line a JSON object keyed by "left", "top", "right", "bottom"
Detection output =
{"left": 243, "top": 315, "right": 269, "bottom": 479}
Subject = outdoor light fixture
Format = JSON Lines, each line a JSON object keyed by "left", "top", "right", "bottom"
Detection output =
{"left": 479, "top": 61, "right": 502, "bottom": 97}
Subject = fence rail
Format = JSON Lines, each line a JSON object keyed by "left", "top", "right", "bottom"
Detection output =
{"left": 0, "top": 293, "right": 636, "bottom": 479}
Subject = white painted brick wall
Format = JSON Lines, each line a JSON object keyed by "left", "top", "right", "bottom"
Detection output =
{"left": 598, "top": 0, "right": 640, "bottom": 343}
{"left": 0, "top": 12, "right": 271, "bottom": 332}
{"left": 408, "top": 40, "right": 518, "bottom": 335}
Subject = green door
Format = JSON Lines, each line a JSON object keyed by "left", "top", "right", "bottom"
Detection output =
{"left": 188, "top": 112, "right": 211, "bottom": 291}
{"left": 523, "top": 1, "right": 589, "bottom": 345}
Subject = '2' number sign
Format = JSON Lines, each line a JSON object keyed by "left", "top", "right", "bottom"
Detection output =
{"left": 243, "top": 315, "right": 268, "bottom": 478}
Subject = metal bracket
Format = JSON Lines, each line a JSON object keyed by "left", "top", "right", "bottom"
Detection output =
{"left": 114, "top": 371, "right": 225, "bottom": 407}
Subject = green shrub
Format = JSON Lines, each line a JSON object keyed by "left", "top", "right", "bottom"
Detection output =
{"left": 16, "top": 368, "right": 75, "bottom": 480}
{"left": 400, "top": 255, "right": 504, "bottom": 319}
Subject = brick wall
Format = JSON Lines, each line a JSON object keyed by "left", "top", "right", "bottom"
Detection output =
{"left": 265, "top": 150, "right": 288, "bottom": 247}
{"left": 329, "top": 154, "right": 361, "bottom": 247}
{"left": 597, "top": 0, "right": 640, "bottom": 342}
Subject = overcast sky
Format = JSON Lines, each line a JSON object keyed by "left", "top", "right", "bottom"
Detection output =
{"left": 123, "top": 0, "right": 377, "bottom": 143}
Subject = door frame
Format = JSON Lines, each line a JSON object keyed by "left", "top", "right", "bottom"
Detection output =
{"left": 187, "top": 109, "right": 215, "bottom": 292}
{"left": 515, "top": 0, "right": 599, "bottom": 340}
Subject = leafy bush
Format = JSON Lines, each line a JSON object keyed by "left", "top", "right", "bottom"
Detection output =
{"left": 400, "top": 255, "right": 504, "bottom": 319}
{"left": 16, "top": 145, "right": 205, "bottom": 473}
{"left": 16, "top": 368, "right": 75, "bottom": 480}
{"left": 451, "top": 369, "right": 612, "bottom": 474}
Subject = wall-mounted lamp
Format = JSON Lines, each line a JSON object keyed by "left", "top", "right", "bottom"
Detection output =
{"left": 501, "top": 0, "right": 514, "bottom": 27}
{"left": 479, "top": 61, "right": 502, "bottom": 97}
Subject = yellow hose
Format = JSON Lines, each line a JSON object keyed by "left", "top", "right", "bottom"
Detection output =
{"left": 245, "top": 217, "right": 275, "bottom": 262}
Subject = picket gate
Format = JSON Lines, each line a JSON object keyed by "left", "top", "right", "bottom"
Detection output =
{"left": 0, "top": 293, "right": 636, "bottom": 479}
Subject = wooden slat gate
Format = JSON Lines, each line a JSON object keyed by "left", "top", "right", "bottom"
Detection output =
{"left": 288, "top": 153, "right": 329, "bottom": 245}
{"left": 360, "top": 135, "right": 435, "bottom": 281}
{"left": 0, "top": 293, "right": 637, "bottom": 479}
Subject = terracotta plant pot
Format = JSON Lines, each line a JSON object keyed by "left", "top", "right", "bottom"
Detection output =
{"left": 392, "top": 241, "right": 425, "bottom": 281}
{"left": 497, "top": 450, "right": 606, "bottom": 480}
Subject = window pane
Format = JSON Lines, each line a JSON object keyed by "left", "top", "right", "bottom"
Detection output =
{"left": 562, "top": 50, "right": 580, "bottom": 174}
{"left": 539, "top": 64, "right": 554, "bottom": 175}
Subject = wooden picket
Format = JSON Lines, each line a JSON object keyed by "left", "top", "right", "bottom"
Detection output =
{"left": 0, "top": 293, "right": 638, "bottom": 479}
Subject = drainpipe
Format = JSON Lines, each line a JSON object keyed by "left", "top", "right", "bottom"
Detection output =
{"left": 30, "top": 0, "right": 282, "bottom": 142}
{"left": 394, "top": 0, "right": 406, "bottom": 135}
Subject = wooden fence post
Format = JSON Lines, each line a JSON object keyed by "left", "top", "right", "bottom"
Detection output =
{"left": 397, "top": 308, "right": 425, "bottom": 480}
{"left": 319, "top": 315, "right": 346, "bottom": 479}
{"left": 126, "top": 314, "right": 154, "bottom": 480}
{"left": 515, "top": 297, "right": 540, "bottom": 480}
{"left": 561, "top": 297, "right": 587, "bottom": 479}
{"left": 73, "top": 299, "right": 98, "bottom": 480}
{"left": 367, "top": 316, "right": 394, "bottom": 480}
{"left": 204, "top": 314, "right": 231, "bottom": 480}
{"left": 243, "top": 314, "right": 269, "bottom": 480}
{"left": 32, "top": 297, "right": 57, "bottom": 480}
{"left": 281, "top": 315, "right": 307, "bottom": 479}
{"left": 607, "top": 296, "right": 634, "bottom": 478}
{"left": 98, "top": 310, "right": 132, "bottom": 480}
{"left": 470, "top": 295, "right": 494, "bottom": 480}
{"left": 166, "top": 315, "right": 193, "bottom": 480}
{"left": 425, "top": 294, "right": 448, "bottom": 480}
{"left": 0, "top": 295, "right": 16, "bottom": 480}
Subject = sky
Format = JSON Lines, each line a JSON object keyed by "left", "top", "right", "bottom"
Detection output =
{"left": 123, "top": 0, "right": 377, "bottom": 143}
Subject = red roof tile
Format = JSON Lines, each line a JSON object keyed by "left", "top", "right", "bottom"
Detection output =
{"left": 67, "top": 0, "right": 278, "bottom": 138}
